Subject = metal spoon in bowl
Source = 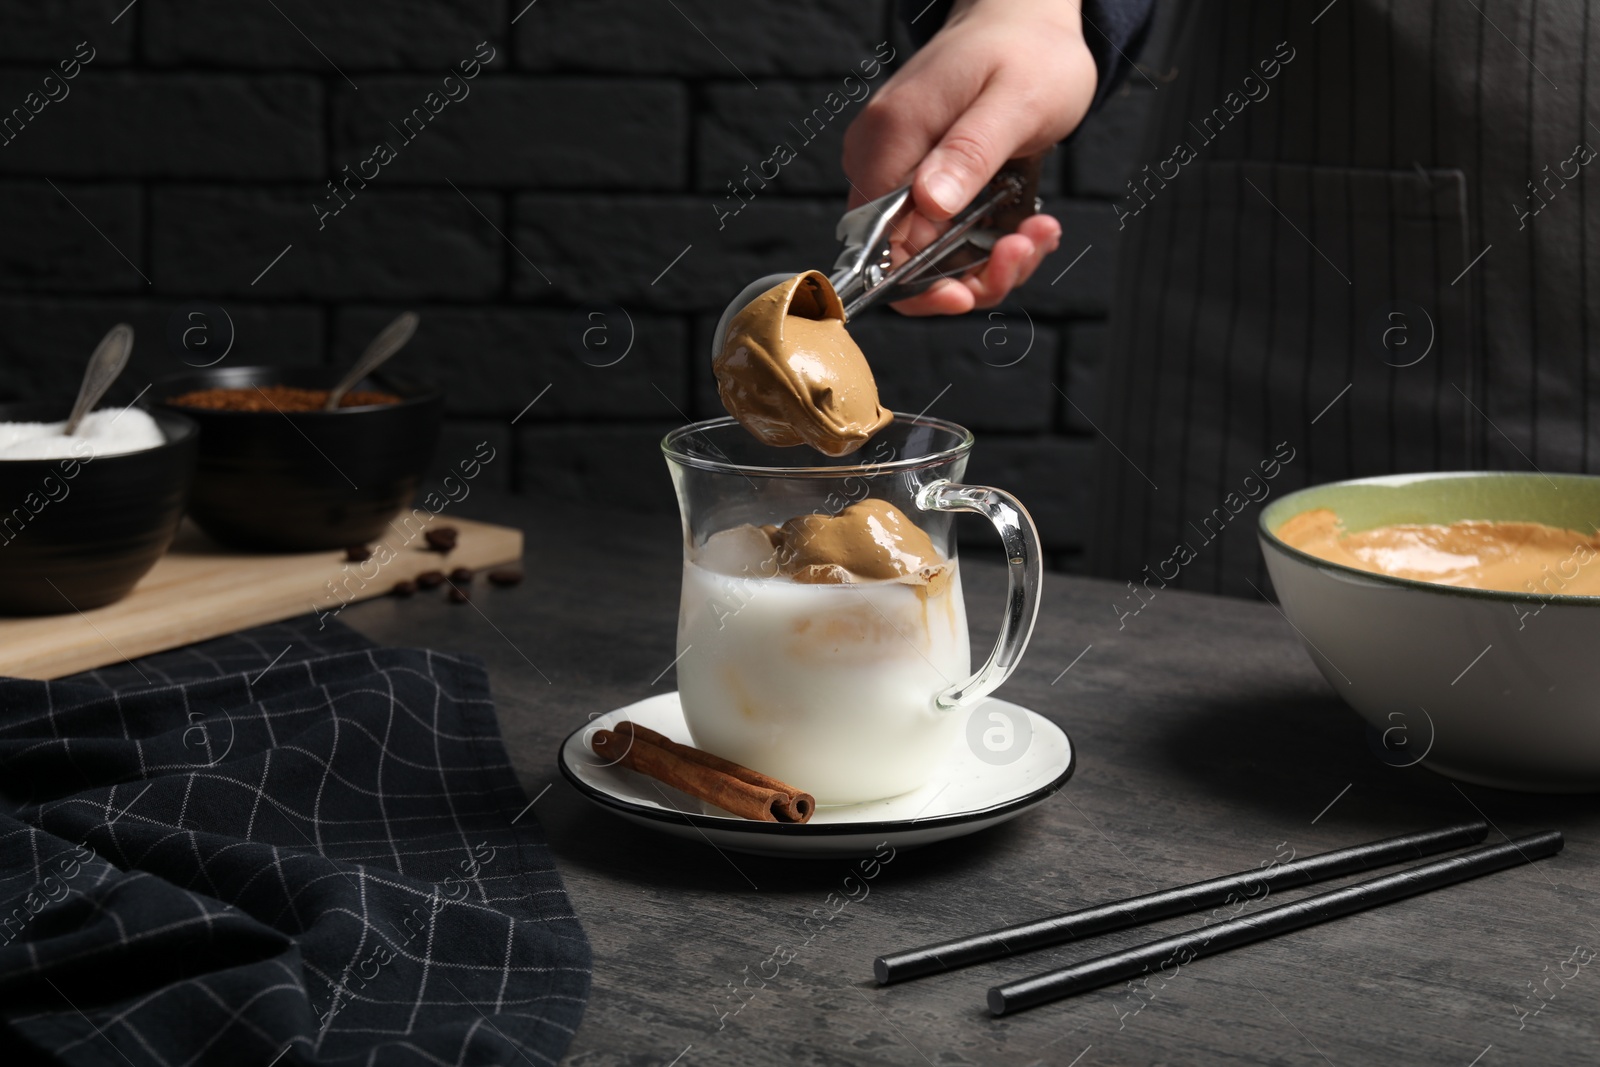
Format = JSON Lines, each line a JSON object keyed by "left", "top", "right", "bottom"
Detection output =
{"left": 323, "top": 311, "right": 419, "bottom": 411}
{"left": 63, "top": 323, "right": 135, "bottom": 436}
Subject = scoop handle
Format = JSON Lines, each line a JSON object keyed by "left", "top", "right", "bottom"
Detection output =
{"left": 916, "top": 480, "right": 1043, "bottom": 708}
{"left": 834, "top": 151, "right": 1049, "bottom": 319}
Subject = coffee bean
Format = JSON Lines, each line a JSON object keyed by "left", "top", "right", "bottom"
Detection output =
{"left": 346, "top": 544, "right": 373, "bottom": 563}
{"left": 487, "top": 568, "right": 523, "bottom": 587}
{"left": 449, "top": 566, "right": 473, "bottom": 583}
{"left": 425, "top": 526, "right": 459, "bottom": 552}
{"left": 392, "top": 580, "right": 416, "bottom": 597}
{"left": 447, "top": 585, "right": 470, "bottom": 604}
{"left": 416, "top": 570, "right": 446, "bottom": 589}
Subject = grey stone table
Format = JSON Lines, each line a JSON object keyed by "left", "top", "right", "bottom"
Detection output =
{"left": 342, "top": 495, "right": 1600, "bottom": 1067}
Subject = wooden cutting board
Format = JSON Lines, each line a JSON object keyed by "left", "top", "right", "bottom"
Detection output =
{"left": 0, "top": 517, "right": 522, "bottom": 680}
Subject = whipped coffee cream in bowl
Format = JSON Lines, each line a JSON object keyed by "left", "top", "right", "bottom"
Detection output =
{"left": 1259, "top": 471, "right": 1600, "bottom": 792}
{"left": 663, "top": 415, "right": 1042, "bottom": 805}
{"left": 0, "top": 403, "right": 197, "bottom": 615}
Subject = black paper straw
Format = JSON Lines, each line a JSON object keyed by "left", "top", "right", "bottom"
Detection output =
{"left": 989, "top": 830, "right": 1563, "bottom": 1016}
{"left": 875, "top": 820, "right": 1488, "bottom": 985}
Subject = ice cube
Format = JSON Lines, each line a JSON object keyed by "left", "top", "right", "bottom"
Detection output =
{"left": 695, "top": 524, "right": 779, "bottom": 578}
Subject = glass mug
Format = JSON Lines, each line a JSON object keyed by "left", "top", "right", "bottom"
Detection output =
{"left": 662, "top": 415, "right": 1042, "bottom": 805}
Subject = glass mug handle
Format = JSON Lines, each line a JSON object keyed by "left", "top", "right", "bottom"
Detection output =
{"left": 915, "top": 480, "right": 1043, "bottom": 709}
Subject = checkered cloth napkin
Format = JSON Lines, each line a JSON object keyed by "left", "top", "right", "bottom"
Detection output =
{"left": 0, "top": 617, "right": 591, "bottom": 1065}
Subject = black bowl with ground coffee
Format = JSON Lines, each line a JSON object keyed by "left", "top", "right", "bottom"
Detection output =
{"left": 156, "top": 366, "right": 443, "bottom": 552}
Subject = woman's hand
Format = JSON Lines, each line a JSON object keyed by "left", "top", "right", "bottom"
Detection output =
{"left": 841, "top": 0, "right": 1099, "bottom": 314}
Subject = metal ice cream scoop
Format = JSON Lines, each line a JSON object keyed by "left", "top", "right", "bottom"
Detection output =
{"left": 829, "top": 152, "right": 1046, "bottom": 317}
{"left": 711, "top": 153, "right": 1047, "bottom": 354}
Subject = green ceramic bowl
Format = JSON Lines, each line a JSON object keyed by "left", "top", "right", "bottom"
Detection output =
{"left": 1259, "top": 472, "right": 1600, "bottom": 792}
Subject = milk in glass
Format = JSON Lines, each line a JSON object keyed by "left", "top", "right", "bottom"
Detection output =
{"left": 676, "top": 520, "right": 970, "bottom": 804}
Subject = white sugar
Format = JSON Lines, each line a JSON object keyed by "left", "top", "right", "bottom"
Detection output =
{"left": 0, "top": 408, "right": 166, "bottom": 459}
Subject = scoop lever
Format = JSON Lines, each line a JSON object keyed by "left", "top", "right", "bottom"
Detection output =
{"left": 829, "top": 152, "right": 1046, "bottom": 318}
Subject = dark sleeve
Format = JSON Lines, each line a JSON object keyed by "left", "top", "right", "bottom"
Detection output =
{"left": 896, "top": 0, "right": 1159, "bottom": 110}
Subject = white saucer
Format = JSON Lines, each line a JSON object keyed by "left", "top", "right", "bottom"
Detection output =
{"left": 557, "top": 692, "right": 1075, "bottom": 858}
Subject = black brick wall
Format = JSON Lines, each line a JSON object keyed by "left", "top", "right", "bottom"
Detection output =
{"left": 0, "top": 0, "right": 1167, "bottom": 570}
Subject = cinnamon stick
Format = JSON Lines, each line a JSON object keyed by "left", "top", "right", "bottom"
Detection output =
{"left": 591, "top": 726, "right": 813, "bottom": 824}
{"left": 616, "top": 720, "right": 815, "bottom": 823}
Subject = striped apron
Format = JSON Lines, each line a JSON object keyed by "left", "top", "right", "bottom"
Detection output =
{"left": 1091, "top": 0, "right": 1598, "bottom": 596}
